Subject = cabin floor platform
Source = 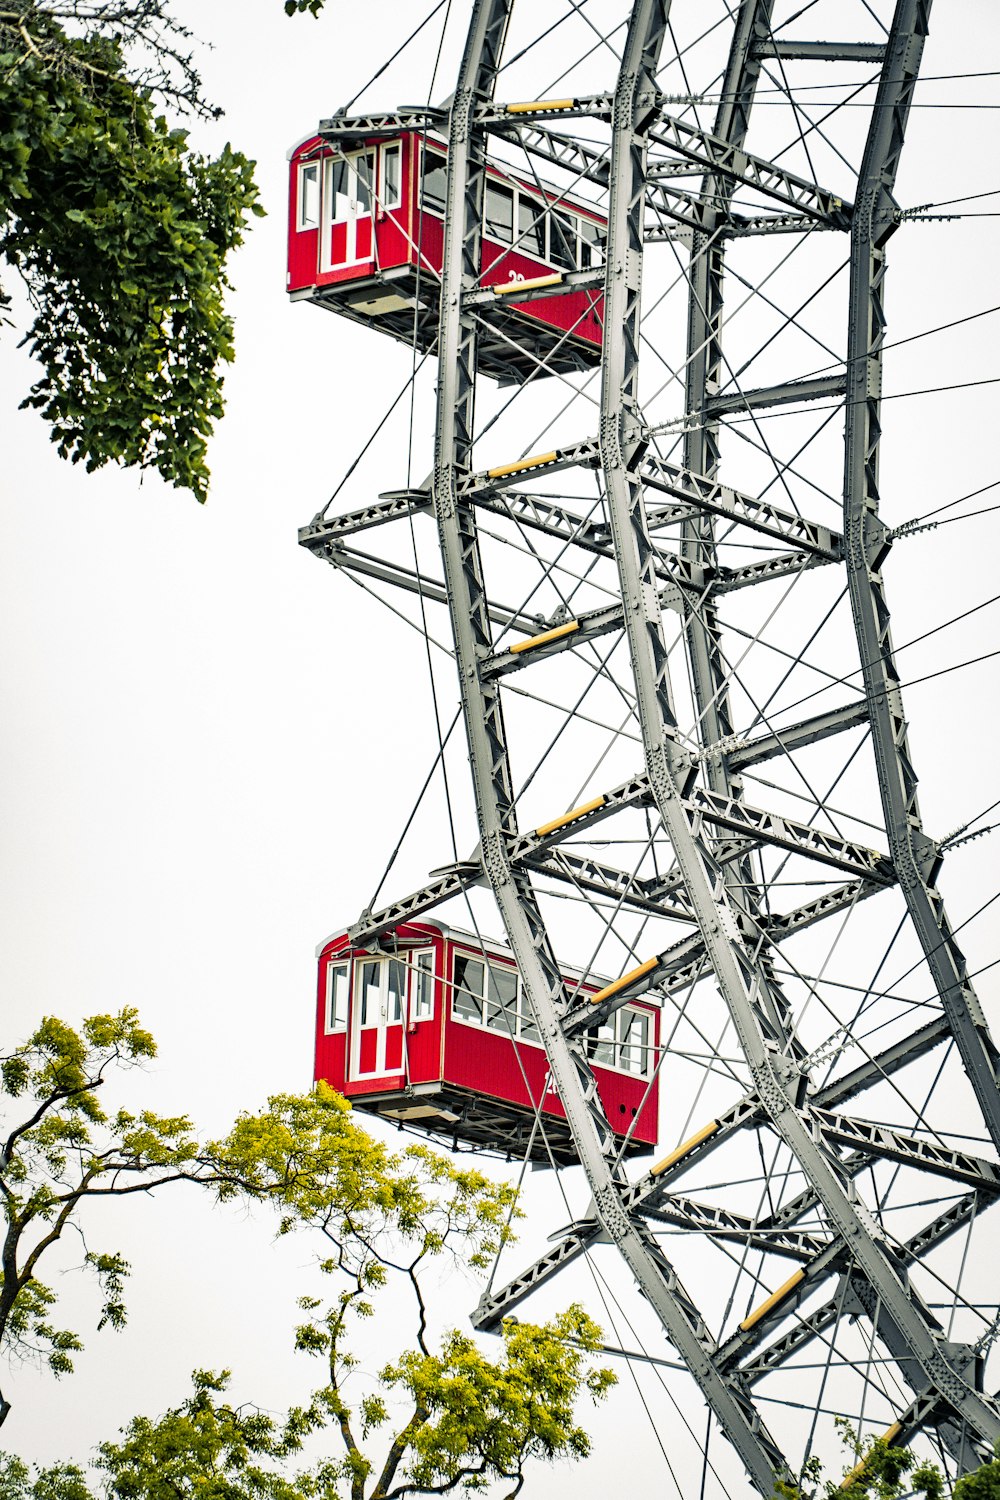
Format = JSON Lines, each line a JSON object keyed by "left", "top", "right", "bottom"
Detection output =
{"left": 346, "top": 1079, "right": 654, "bottom": 1167}
{"left": 292, "top": 266, "right": 601, "bottom": 385}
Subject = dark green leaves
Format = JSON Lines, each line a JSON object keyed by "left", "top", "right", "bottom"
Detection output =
{"left": 0, "top": 11, "right": 262, "bottom": 502}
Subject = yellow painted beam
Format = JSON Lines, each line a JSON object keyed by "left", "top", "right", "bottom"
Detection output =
{"left": 509, "top": 620, "right": 580, "bottom": 655}
{"left": 838, "top": 1422, "right": 905, "bottom": 1489}
{"left": 534, "top": 795, "right": 605, "bottom": 839}
{"left": 507, "top": 99, "right": 576, "bottom": 114}
{"left": 739, "top": 1268, "right": 806, "bottom": 1331}
{"left": 487, "top": 451, "right": 558, "bottom": 479}
{"left": 493, "top": 273, "right": 563, "bottom": 297}
{"left": 650, "top": 1120, "right": 719, "bottom": 1177}
{"left": 590, "top": 956, "right": 658, "bottom": 1005}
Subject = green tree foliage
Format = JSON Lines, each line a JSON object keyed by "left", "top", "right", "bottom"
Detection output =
{"left": 0, "top": 1370, "right": 323, "bottom": 1500}
{"left": 0, "top": 2, "right": 279, "bottom": 501}
{"left": 0, "top": 1074, "right": 614, "bottom": 1498}
{"left": 209, "top": 1084, "right": 617, "bottom": 1497}
{"left": 954, "top": 1457, "right": 1000, "bottom": 1500}
{"left": 774, "top": 1421, "right": 1000, "bottom": 1500}
{"left": 0, "top": 1009, "right": 211, "bottom": 1426}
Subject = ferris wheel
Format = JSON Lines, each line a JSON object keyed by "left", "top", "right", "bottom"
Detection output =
{"left": 294, "top": 0, "right": 1000, "bottom": 1491}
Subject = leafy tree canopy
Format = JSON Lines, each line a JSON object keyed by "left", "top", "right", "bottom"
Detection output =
{"left": 1, "top": 1037, "right": 615, "bottom": 1496}
{"left": 0, "top": 2, "right": 325, "bottom": 501}
{"left": 0, "top": 1008, "right": 211, "bottom": 1425}
{"left": 775, "top": 1420, "right": 1000, "bottom": 1500}
{"left": 207, "top": 1086, "right": 617, "bottom": 1497}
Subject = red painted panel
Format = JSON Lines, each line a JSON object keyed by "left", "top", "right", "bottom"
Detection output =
{"left": 355, "top": 218, "right": 373, "bottom": 261}
{"left": 288, "top": 228, "right": 320, "bottom": 289}
{"left": 384, "top": 1024, "right": 404, "bottom": 1073}
{"left": 329, "top": 220, "right": 348, "bottom": 267}
{"left": 358, "top": 1027, "right": 377, "bottom": 1075}
{"left": 345, "top": 1074, "right": 405, "bottom": 1098}
{"left": 374, "top": 214, "right": 412, "bottom": 271}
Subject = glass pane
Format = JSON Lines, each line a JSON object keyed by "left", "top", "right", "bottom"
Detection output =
{"left": 327, "top": 963, "right": 348, "bottom": 1030}
{"left": 355, "top": 152, "right": 374, "bottom": 214}
{"left": 326, "top": 156, "right": 350, "bottom": 222}
{"left": 549, "top": 211, "right": 576, "bottom": 270}
{"left": 453, "top": 955, "right": 484, "bottom": 1024}
{"left": 387, "top": 959, "right": 405, "bottom": 1024}
{"left": 486, "top": 965, "right": 518, "bottom": 1034}
{"left": 413, "top": 953, "right": 434, "bottom": 1019}
{"left": 586, "top": 1020, "right": 615, "bottom": 1068}
{"left": 421, "top": 148, "right": 447, "bottom": 215}
{"left": 518, "top": 987, "right": 539, "bottom": 1044}
{"left": 517, "top": 195, "right": 546, "bottom": 259}
{"left": 485, "top": 183, "right": 514, "bottom": 243}
{"left": 383, "top": 145, "right": 401, "bottom": 207}
{"left": 579, "top": 217, "right": 605, "bottom": 268}
{"left": 619, "top": 1010, "right": 649, "bottom": 1075}
{"left": 358, "top": 960, "right": 381, "bottom": 1027}
{"left": 300, "top": 163, "right": 320, "bottom": 229}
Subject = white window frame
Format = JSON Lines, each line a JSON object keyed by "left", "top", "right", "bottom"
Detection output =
{"left": 325, "top": 959, "right": 349, "bottom": 1034}
{"left": 448, "top": 947, "right": 653, "bottom": 1074}
{"left": 585, "top": 1003, "right": 653, "bottom": 1079}
{"left": 380, "top": 142, "right": 402, "bottom": 211}
{"left": 419, "top": 144, "right": 448, "bottom": 218}
{"left": 411, "top": 948, "right": 435, "bottom": 1021}
{"left": 450, "top": 947, "right": 539, "bottom": 1046}
{"left": 298, "top": 160, "right": 321, "bottom": 231}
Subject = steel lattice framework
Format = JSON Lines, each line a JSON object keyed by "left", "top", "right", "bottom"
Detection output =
{"left": 301, "top": 1, "right": 1000, "bottom": 1490}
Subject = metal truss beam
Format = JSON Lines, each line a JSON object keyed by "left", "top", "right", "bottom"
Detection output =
{"left": 318, "top": 105, "right": 444, "bottom": 138}
{"left": 814, "top": 1109, "right": 1000, "bottom": 1192}
{"left": 465, "top": 438, "right": 841, "bottom": 558}
{"left": 349, "top": 862, "right": 485, "bottom": 947}
{"left": 303, "top": 537, "right": 543, "bottom": 634}
{"left": 647, "top": 111, "right": 851, "bottom": 226}
{"left": 685, "top": 786, "right": 893, "bottom": 882}
{"left": 814, "top": 1016, "right": 952, "bottom": 1108}
{"left": 523, "top": 845, "right": 695, "bottom": 923}
{"left": 299, "top": 491, "right": 430, "bottom": 545}
{"left": 730, "top": 1190, "right": 990, "bottom": 1381}
{"left": 724, "top": 701, "right": 870, "bottom": 771}
{"left": 642, "top": 451, "right": 842, "bottom": 557}
{"left": 705, "top": 373, "right": 847, "bottom": 416}
{"left": 474, "top": 1095, "right": 764, "bottom": 1331}
{"left": 749, "top": 40, "right": 887, "bottom": 62}
{"left": 594, "top": 0, "right": 1000, "bottom": 1467}
{"left": 842, "top": 0, "right": 1000, "bottom": 1157}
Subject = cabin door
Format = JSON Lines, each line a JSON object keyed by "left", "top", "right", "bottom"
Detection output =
{"left": 350, "top": 956, "right": 405, "bottom": 1079}
{"left": 322, "top": 149, "right": 375, "bottom": 269}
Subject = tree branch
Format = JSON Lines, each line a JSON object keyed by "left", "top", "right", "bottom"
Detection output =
{"left": 371, "top": 1400, "right": 430, "bottom": 1500}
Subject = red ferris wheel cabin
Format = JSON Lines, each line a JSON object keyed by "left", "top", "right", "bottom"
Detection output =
{"left": 287, "top": 131, "right": 606, "bottom": 383}
{"left": 314, "top": 921, "right": 660, "bottom": 1165}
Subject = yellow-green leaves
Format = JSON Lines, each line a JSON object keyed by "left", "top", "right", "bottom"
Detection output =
{"left": 378, "top": 1308, "right": 616, "bottom": 1494}
{"left": 0, "top": 1010, "right": 204, "bottom": 1418}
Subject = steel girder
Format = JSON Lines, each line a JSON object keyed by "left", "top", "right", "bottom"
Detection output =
{"left": 303, "top": 0, "right": 1000, "bottom": 1488}
{"left": 424, "top": 3, "right": 795, "bottom": 1488}
{"left": 840, "top": 0, "right": 1000, "bottom": 1151}
{"left": 592, "top": 0, "right": 1000, "bottom": 1481}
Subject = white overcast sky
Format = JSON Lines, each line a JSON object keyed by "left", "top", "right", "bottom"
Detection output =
{"left": 2, "top": 1, "right": 1000, "bottom": 1495}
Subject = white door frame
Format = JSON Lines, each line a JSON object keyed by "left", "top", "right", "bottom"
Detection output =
{"left": 322, "top": 148, "right": 375, "bottom": 270}
{"left": 350, "top": 955, "right": 405, "bottom": 1079}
